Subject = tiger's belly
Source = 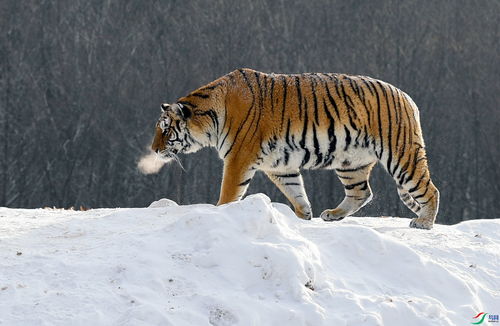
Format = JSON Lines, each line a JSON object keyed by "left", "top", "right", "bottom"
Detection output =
{"left": 258, "top": 136, "right": 376, "bottom": 172}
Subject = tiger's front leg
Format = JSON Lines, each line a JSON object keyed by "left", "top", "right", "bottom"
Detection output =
{"left": 217, "top": 160, "right": 256, "bottom": 205}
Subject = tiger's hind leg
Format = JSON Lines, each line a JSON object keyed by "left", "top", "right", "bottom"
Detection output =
{"left": 409, "top": 182, "right": 439, "bottom": 229}
{"left": 401, "top": 174, "right": 439, "bottom": 230}
{"left": 397, "top": 186, "right": 421, "bottom": 215}
{"left": 392, "top": 154, "right": 440, "bottom": 230}
{"left": 320, "top": 162, "right": 376, "bottom": 221}
{"left": 265, "top": 171, "right": 312, "bottom": 220}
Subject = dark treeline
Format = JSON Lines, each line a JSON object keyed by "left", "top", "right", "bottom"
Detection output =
{"left": 1, "top": 0, "right": 499, "bottom": 224}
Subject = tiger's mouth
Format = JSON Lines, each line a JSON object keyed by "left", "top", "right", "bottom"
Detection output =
{"left": 158, "top": 149, "right": 176, "bottom": 160}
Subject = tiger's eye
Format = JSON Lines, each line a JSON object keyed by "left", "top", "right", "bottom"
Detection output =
{"left": 159, "top": 120, "right": 168, "bottom": 131}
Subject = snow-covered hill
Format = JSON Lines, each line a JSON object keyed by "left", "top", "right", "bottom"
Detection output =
{"left": 1, "top": 194, "right": 499, "bottom": 326}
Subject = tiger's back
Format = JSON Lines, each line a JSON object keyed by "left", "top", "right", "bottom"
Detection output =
{"left": 222, "top": 71, "right": 421, "bottom": 171}
{"left": 152, "top": 68, "right": 439, "bottom": 229}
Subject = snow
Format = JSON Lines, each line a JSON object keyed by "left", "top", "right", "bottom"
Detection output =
{"left": 0, "top": 194, "right": 499, "bottom": 326}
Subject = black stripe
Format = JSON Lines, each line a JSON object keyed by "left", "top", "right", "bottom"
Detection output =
{"left": 271, "top": 158, "right": 281, "bottom": 168}
{"left": 337, "top": 175, "right": 354, "bottom": 180}
{"left": 238, "top": 178, "right": 252, "bottom": 186}
{"left": 362, "top": 81, "right": 376, "bottom": 133}
{"left": 418, "top": 198, "right": 431, "bottom": 205}
{"left": 312, "top": 123, "right": 323, "bottom": 166}
{"left": 255, "top": 154, "right": 264, "bottom": 164}
{"left": 223, "top": 70, "right": 256, "bottom": 158}
{"left": 283, "top": 182, "right": 301, "bottom": 186}
{"left": 397, "top": 160, "right": 410, "bottom": 185}
{"left": 324, "top": 78, "right": 341, "bottom": 120}
{"left": 340, "top": 80, "right": 358, "bottom": 120}
{"left": 295, "top": 76, "right": 302, "bottom": 117}
{"left": 262, "top": 74, "right": 268, "bottom": 106}
{"left": 274, "top": 173, "right": 300, "bottom": 178}
{"left": 392, "top": 88, "right": 401, "bottom": 125}
{"left": 320, "top": 94, "right": 337, "bottom": 168}
{"left": 408, "top": 173, "right": 426, "bottom": 193}
{"left": 391, "top": 91, "right": 403, "bottom": 176}
{"left": 284, "top": 148, "right": 290, "bottom": 165}
{"left": 178, "top": 100, "right": 197, "bottom": 108}
{"left": 395, "top": 125, "right": 408, "bottom": 184}
{"left": 344, "top": 181, "right": 367, "bottom": 190}
{"left": 354, "top": 129, "right": 361, "bottom": 148}
{"left": 378, "top": 82, "right": 393, "bottom": 174}
{"left": 254, "top": 72, "right": 264, "bottom": 110}
{"left": 323, "top": 99, "right": 336, "bottom": 151}
{"left": 344, "top": 125, "right": 351, "bottom": 151}
{"left": 195, "top": 109, "right": 219, "bottom": 135}
{"left": 300, "top": 100, "right": 310, "bottom": 167}
{"left": 403, "top": 152, "right": 417, "bottom": 185}
{"left": 311, "top": 77, "right": 319, "bottom": 125}
{"left": 251, "top": 72, "right": 264, "bottom": 141}
{"left": 236, "top": 73, "right": 259, "bottom": 149}
{"left": 336, "top": 163, "right": 372, "bottom": 173}
{"left": 266, "top": 136, "right": 278, "bottom": 153}
{"left": 345, "top": 76, "right": 361, "bottom": 98}
{"left": 349, "top": 78, "right": 368, "bottom": 123}
{"left": 362, "top": 126, "right": 369, "bottom": 148}
{"left": 270, "top": 76, "right": 275, "bottom": 113}
{"left": 198, "top": 81, "right": 223, "bottom": 91}
{"left": 191, "top": 92, "right": 209, "bottom": 99}
{"left": 361, "top": 78, "right": 375, "bottom": 96}
{"left": 281, "top": 76, "right": 287, "bottom": 128}
{"left": 285, "top": 119, "right": 295, "bottom": 149}
{"left": 218, "top": 120, "right": 232, "bottom": 151}
{"left": 397, "top": 95, "right": 416, "bottom": 182}
{"left": 335, "top": 80, "right": 358, "bottom": 134}
{"left": 404, "top": 149, "right": 423, "bottom": 185}
{"left": 358, "top": 80, "right": 372, "bottom": 126}
{"left": 370, "top": 80, "right": 383, "bottom": 159}
{"left": 413, "top": 179, "right": 431, "bottom": 200}
{"left": 302, "top": 149, "right": 311, "bottom": 167}
{"left": 220, "top": 104, "right": 228, "bottom": 138}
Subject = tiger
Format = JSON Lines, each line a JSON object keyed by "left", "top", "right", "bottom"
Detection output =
{"left": 149, "top": 68, "right": 440, "bottom": 229}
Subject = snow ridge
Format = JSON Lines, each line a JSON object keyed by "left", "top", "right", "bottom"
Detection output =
{"left": 0, "top": 194, "right": 499, "bottom": 325}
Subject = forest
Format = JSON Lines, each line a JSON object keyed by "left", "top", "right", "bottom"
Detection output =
{"left": 1, "top": 0, "right": 499, "bottom": 224}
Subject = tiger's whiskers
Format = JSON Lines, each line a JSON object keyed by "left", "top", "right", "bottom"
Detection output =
{"left": 171, "top": 153, "right": 186, "bottom": 172}
{"left": 158, "top": 150, "right": 185, "bottom": 172}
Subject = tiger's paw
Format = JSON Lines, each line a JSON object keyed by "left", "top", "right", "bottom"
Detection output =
{"left": 409, "top": 217, "right": 433, "bottom": 230}
{"left": 295, "top": 208, "right": 313, "bottom": 220}
{"left": 320, "top": 208, "right": 347, "bottom": 222}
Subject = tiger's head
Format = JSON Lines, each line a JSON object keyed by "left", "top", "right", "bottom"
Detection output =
{"left": 151, "top": 102, "right": 200, "bottom": 160}
{"left": 147, "top": 77, "right": 227, "bottom": 170}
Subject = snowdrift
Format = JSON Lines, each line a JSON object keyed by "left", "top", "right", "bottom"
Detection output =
{"left": 1, "top": 194, "right": 499, "bottom": 325}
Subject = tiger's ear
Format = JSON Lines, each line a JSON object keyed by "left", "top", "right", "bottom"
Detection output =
{"left": 161, "top": 103, "right": 170, "bottom": 112}
{"left": 161, "top": 103, "right": 191, "bottom": 119}
{"left": 177, "top": 103, "right": 192, "bottom": 119}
